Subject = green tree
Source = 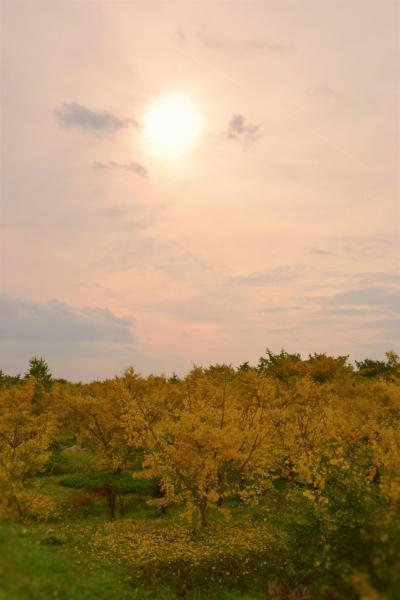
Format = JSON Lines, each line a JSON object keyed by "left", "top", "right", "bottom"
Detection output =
{"left": 0, "top": 370, "right": 23, "bottom": 389}
{"left": 356, "top": 351, "right": 399, "bottom": 381}
{"left": 25, "top": 357, "right": 52, "bottom": 391}
{"left": 257, "top": 348, "right": 304, "bottom": 382}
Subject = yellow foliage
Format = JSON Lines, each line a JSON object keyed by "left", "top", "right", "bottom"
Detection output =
{"left": 122, "top": 366, "right": 275, "bottom": 526}
{"left": 0, "top": 381, "right": 55, "bottom": 519}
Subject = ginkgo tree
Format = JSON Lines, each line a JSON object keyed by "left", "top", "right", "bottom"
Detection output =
{"left": 73, "top": 380, "right": 134, "bottom": 474}
{"left": 122, "top": 365, "right": 275, "bottom": 527}
{"left": 0, "top": 380, "right": 55, "bottom": 519}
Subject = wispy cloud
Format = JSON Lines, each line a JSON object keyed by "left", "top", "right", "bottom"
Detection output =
{"left": 354, "top": 272, "right": 400, "bottom": 285}
{"left": 227, "top": 114, "right": 261, "bottom": 142}
{"left": 307, "top": 85, "right": 340, "bottom": 102}
{"left": 320, "top": 286, "right": 400, "bottom": 314}
{"left": 363, "top": 317, "right": 400, "bottom": 332}
{"left": 322, "top": 307, "right": 370, "bottom": 317}
{"left": 55, "top": 102, "right": 136, "bottom": 133}
{"left": 340, "top": 234, "right": 399, "bottom": 261}
{"left": 309, "top": 248, "right": 333, "bottom": 256}
{"left": 329, "top": 286, "right": 399, "bottom": 310}
{"left": 198, "top": 33, "right": 294, "bottom": 54}
{"left": 176, "top": 28, "right": 187, "bottom": 45}
{"left": 93, "top": 160, "right": 148, "bottom": 178}
{"left": 232, "top": 265, "right": 307, "bottom": 286}
{"left": 259, "top": 305, "right": 302, "bottom": 313}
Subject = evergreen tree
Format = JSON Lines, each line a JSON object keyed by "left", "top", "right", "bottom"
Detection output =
{"left": 25, "top": 356, "right": 52, "bottom": 390}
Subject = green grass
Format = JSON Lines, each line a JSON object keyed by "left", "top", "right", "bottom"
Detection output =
{"left": 0, "top": 449, "right": 270, "bottom": 600}
{"left": 42, "top": 450, "right": 98, "bottom": 476}
{"left": 0, "top": 459, "right": 264, "bottom": 599}
{"left": 0, "top": 524, "right": 147, "bottom": 600}
{"left": 0, "top": 523, "right": 264, "bottom": 600}
{"left": 0, "top": 456, "right": 280, "bottom": 599}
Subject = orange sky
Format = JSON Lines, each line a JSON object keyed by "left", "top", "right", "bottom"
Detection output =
{"left": 1, "top": 0, "right": 399, "bottom": 380}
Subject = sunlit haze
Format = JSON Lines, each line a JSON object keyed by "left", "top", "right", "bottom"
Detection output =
{"left": 1, "top": 1, "right": 399, "bottom": 381}
{"left": 144, "top": 95, "right": 203, "bottom": 158}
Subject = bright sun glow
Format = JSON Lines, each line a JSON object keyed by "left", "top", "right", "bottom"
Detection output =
{"left": 143, "top": 95, "right": 203, "bottom": 158}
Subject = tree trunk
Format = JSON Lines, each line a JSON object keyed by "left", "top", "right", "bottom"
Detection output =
{"left": 199, "top": 498, "right": 208, "bottom": 528}
{"left": 118, "top": 493, "right": 125, "bottom": 517}
{"left": 105, "top": 484, "right": 117, "bottom": 521}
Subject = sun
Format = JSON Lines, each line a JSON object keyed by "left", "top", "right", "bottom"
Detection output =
{"left": 143, "top": 95, "right": 203, "bottom": 158}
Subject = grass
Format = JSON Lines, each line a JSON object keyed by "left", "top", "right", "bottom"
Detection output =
{"left": 0, "top": 521, "right": 266, "bottom": 600}
{"left": 1, "top": 450, "right": 269, "bottom": 599}
{"left": 0, "top": 524, "right": 145, "bottom": 600}
{"left": 42, "top": 451, "right": 98, "bottom": 476}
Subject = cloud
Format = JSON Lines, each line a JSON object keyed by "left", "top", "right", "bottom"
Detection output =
{"left": 309, "top": 248, "right": 333, "bottom": 256}
{"left": 307, "top": 85, "right": 340, "bottom": 102}
{"left": 93, "top": 160, "right": 148, "bottom": 178}
{"left": 232, "top": 265, "right": 307, "bottom": 286}
{"left": 340, "top": 234, "right": 399, "bottom": 261}
{"left": 227, "top": 114, "right": 261, "bottom": 142}
{"left": 322, "top": 307, "right": 370, "bottom": 317}
{"left": 176, "top": 28, "right": 187, "bottom": 45}
{"left": 312, "top": 286, "right": 400, "bottom": 322}
{"left": 354, "top": 272, "right": 400, "bottom": 285}
{"left": 55, "top": 102, "right": 135, "bottom": 133}
{"left": 198, "top": 33, "right": 294, "bottom": 54}
{"left": 363, "top": 318, "right": 400, "bottom": 332}
{"left": 319, "top": 286, "right": 400, "bottom": 314}
{"left": 97, "top": 206, "right": 132, "bottom": 220}
{"left": 259, "top": 306, "right": 302, "bottom": 313}
{"left": 0, "top": 296, "right": 135, "bottom": 343}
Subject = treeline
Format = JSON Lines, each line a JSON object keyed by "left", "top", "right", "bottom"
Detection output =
{"left": 1, "top": 350, "right": 399, "bottom": 388}
{"left": 0, "top": 350, "right": 399, "bottom": 598}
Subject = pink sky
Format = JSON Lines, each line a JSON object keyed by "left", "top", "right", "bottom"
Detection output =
{"left": 1, "top": 0, "right": 399, "bottom": 381}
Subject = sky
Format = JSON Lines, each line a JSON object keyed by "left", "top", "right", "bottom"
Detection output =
{"left": 1, "top": 0, "right": 399, "bottom": 381}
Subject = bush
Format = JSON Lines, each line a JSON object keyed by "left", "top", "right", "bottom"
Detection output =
{"left": 59, "top": 471, "right": 156, "bottom": 495}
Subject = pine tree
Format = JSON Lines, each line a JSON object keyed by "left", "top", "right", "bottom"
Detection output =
{"left": 25, "top": 356, "right": 52, "bottom": 391}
